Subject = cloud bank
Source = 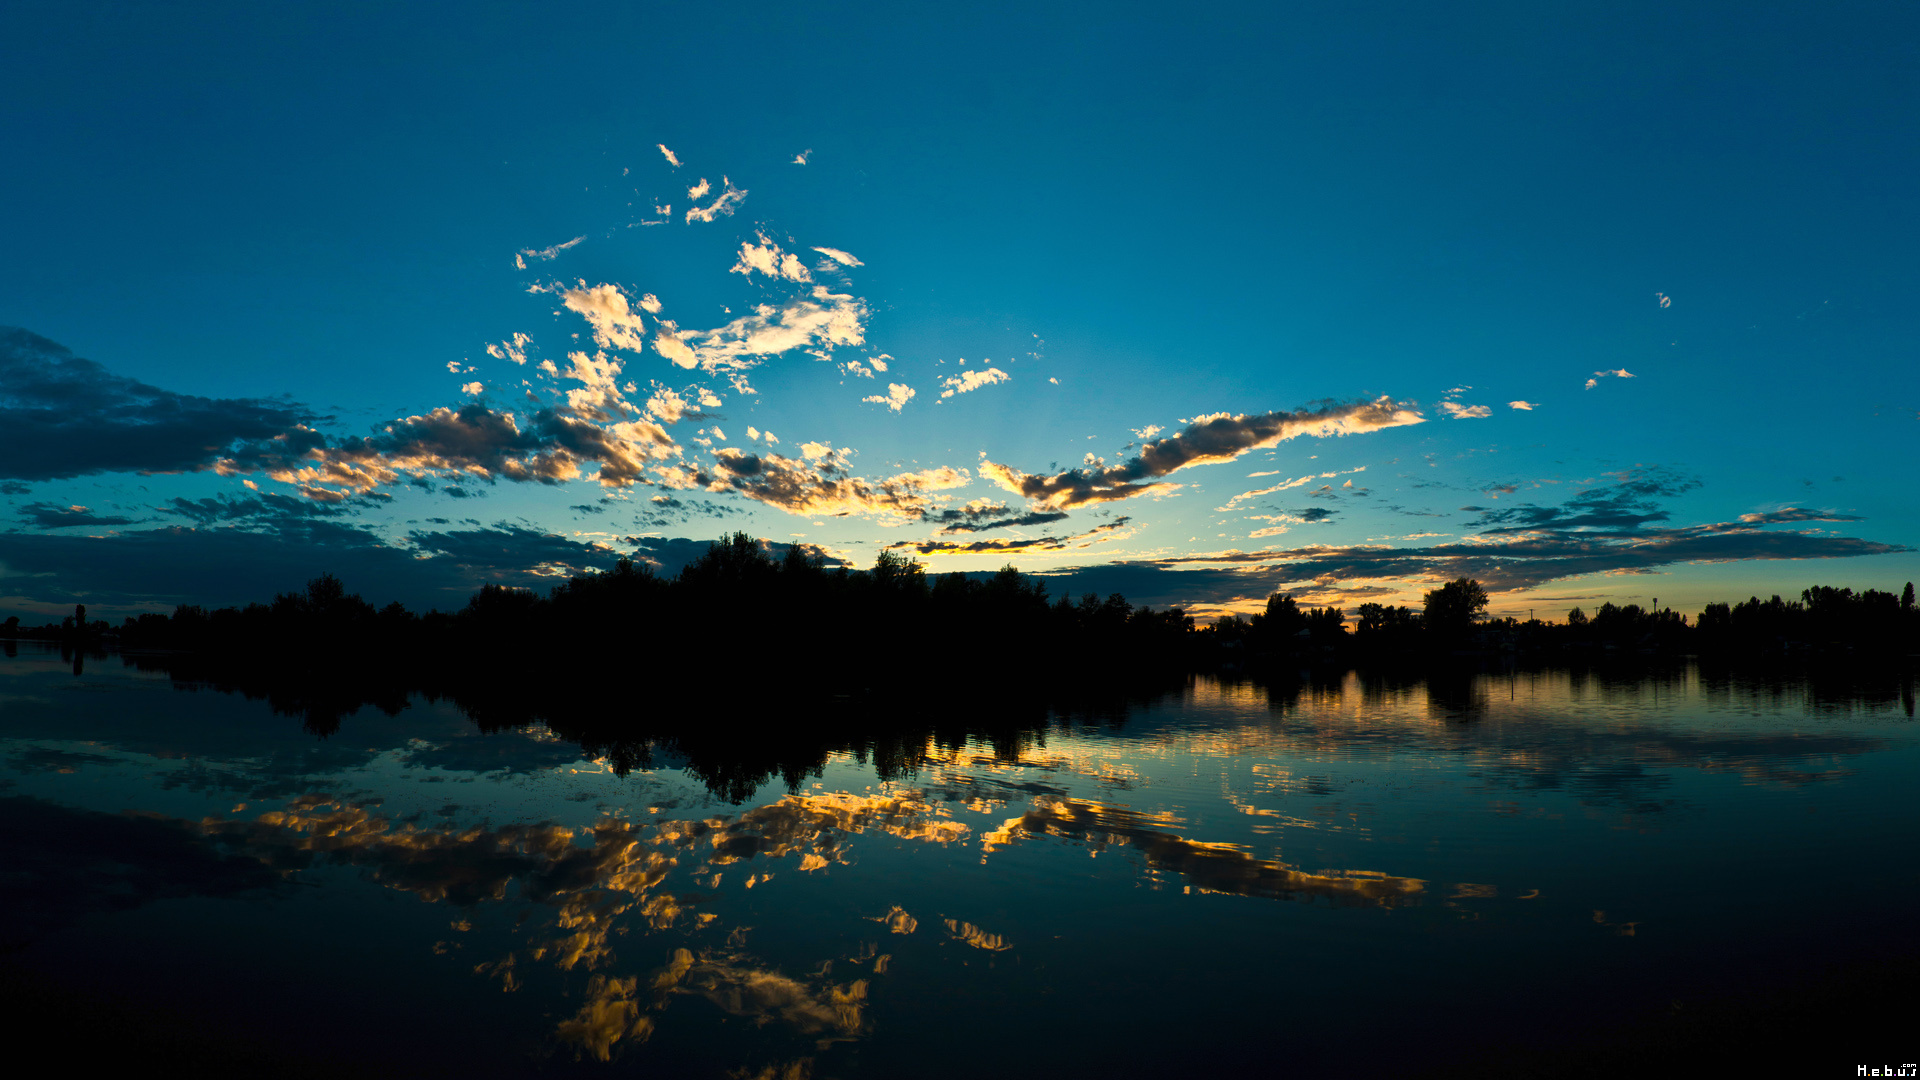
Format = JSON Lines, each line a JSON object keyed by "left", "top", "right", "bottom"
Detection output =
{"left": 0, "top": 328, "right": 324, "bottom": 483}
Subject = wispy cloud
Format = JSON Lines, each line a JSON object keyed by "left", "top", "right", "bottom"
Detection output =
{"left": 657, "top": 144, "right": 681, "bottom": 168}
{"left": 513, "top": 235, "right": 584, "bottom": 269}
{"left": 1508, "top": 400, "right": 1538, "bottom": 410}
{"left": 1215, "top": 466, "right": 1365, "bottom": 512}
{"left": 890, "top": 517, "right": 1133, "bottom": 556}
{"left": 812, "top": 247, "right": 863, "bottom": 267}
{"left": 1438, "top": 401, "right": 1492, "bottom": 419}
{"left": 1244, "top": 508, "right": 1336, "bottom": 538}
{"left": 1737, "top": 507, "right": 1865, "bottom": 525}
{"left": 792, "top": 149, "right": 812, "bottom": 165}
{"left": 1584, "top": 369, "right": 1635, "bottom": 390}
{"left": 657, "top": 287, "right": 868, "bottom": 374}
{"left": 983, "top": 398, "right": 1419, "bottom": 510}
{"left": 1214, "top": 475, "right": 1316, "bottom": 511}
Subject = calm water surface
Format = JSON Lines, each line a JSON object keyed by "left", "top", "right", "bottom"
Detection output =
{"left": 3, "top": 642, "right": 1915, "bottom": 1076}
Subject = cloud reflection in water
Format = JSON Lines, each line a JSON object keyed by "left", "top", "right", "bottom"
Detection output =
{"left": 175, "top": 787, "right": 970, "bottom": 1067}
{"left": 981, "top": 795, "right": 1426, "bottom": 906}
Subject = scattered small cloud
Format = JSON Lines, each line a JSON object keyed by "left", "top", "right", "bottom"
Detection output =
{"left": 863, "top": 383, "right": 915, "bottom": 412}
{"left": 657, "top": 144, "right": 681, "bottom": 168}
{"left": 939, "top": 367, "right": 1010, "bottom": 399}
{"left": 731, "top": 232, "right": 812, "bottom": 283}
{"left": 1584, "top": 369, "right": 1635, "bottom": 390}
{"left": 1508, "top": 401, "right": 1538, "bottom": 410}
{"left": 560, "top": 283, "right": 650, "bottom": 354}
{"left": 485, "top": 332, "right": 533, "bottom": 365}
{"left": 1438, "top": 402, "right": 1493, "bottom": 419}
{"left": 686, "top": 178, "right": 746, "bottom": 224}
{"left": 792, "top": 149, "right": 812, "bottom": 165}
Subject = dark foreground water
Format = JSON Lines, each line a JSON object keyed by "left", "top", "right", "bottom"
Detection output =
{"left": 2, "top": 642, "right": 1915, "bottom": 1077}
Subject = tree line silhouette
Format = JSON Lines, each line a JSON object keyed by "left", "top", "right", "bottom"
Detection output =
{"left": 4, "top": 535, "right": 1915, "bottom": 671}
{"left": 3, "top": 533, "right": 1912, "bottom": 802}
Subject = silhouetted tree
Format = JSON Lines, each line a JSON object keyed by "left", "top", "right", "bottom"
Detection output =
{"left": 1351, "top": 603, "right": 1419, "bottom": 654}
{"left": 1258, "top": 594, "right": 1307, "bottom": 638}
{"left": 1304, "top": 606, "right": 1346, "bottom": 643}
{"left": 1423, "top": 578, "right": 1488, "bottom": 637}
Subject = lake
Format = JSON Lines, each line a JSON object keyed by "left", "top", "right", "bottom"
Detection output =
{"left": 2, "top": 640, "right": 1915, "bottom": 1077}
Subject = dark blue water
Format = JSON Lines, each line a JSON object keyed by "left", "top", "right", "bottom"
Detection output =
{"left": 3, "top": 642, "right": 1914, "bottom": 1076}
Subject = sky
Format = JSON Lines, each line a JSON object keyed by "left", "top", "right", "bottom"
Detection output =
{"left": 2, "top": 1, "right": 1916, "bottom": 621}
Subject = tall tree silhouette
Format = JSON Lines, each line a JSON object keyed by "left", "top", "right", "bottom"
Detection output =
{"left": 1423, "top": 578, "right": 1488, "bottom": 637}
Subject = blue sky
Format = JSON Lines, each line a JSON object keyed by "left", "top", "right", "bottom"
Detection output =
{"left": 2, "top": 1, "right": 1915, "bottom": 619}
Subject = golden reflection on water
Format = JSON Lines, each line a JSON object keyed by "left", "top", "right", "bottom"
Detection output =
{"left": 176, "top": 761, "right": 1430, "bottom": 1068}
{"left": 185, "top": 788, "right": 976, "bottom": 1068}
{"left": 981, "top": 796, "right": 1425, "bottom": 906}
{"left": 892, "top": 673, "right": 1893, "bottom": 806}
{"left": 942, "top": 919, "right": 1012, "bottom": 951}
